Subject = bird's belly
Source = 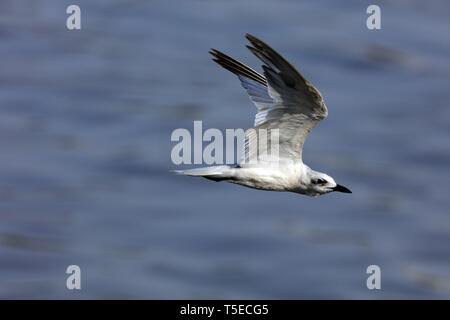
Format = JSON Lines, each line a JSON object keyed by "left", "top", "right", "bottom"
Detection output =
{"left": 229, "top": 167, "right": 300, "bottom": 192}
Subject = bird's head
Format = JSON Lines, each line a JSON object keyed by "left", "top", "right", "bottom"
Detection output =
{"left": 307, "top": 171, "right": 352, "bottom": 196}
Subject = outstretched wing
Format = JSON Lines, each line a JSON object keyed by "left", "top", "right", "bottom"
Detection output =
{"left": 209, "top": 34, "right": 328, "bottom": 165}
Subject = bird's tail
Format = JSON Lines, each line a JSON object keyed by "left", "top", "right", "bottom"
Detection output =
{"left": 172, "top": 165, "right": 234, "bottom": 182}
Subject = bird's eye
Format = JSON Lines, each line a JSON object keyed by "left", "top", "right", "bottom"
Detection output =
{"left": 313, "top": 178, "right": 327, "bottom": 184}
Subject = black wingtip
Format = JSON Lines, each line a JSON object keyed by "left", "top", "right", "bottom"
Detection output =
{"left": 207, "top": 45, "right": 268, "bottom": 86}
{"left": 245, "top": 33, "right": 264, "bottom": 47}
{"left": 245, "top": 33, "right": 256, "bottom": 41}
{"left": 209, "top": 48, "right": 218, "bottom": 56}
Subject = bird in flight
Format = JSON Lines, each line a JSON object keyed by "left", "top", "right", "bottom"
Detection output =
{"left": 175, "top": 34, "right": 351, "bottom": 197}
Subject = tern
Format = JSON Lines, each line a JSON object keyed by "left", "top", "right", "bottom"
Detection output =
{"left": 175, "top": 34, "right": 351, "bottom": 196}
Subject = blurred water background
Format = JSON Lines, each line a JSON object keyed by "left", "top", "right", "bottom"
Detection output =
{"left": 0, "top": 0, "right": 449, "bottom": 299}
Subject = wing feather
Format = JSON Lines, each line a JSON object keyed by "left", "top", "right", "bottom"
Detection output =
{"left": 209, "top": 35, "right": 329, "bottom": 165}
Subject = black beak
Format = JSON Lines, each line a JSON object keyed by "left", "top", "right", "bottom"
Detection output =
{"left": 332, "top": 184, "right": 352, "bottom": 193}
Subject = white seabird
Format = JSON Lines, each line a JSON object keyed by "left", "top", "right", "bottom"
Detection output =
{"left": 175, "top": 34, "right": 351, "bottom": 197}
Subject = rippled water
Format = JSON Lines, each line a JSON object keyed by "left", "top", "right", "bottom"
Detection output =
{"left": 0, "top": 0, "right": 450, "bottom": 299}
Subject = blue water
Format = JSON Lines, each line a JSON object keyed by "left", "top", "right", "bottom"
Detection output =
{"left": 0, "top": 0, "right": 450, "bottom": 299}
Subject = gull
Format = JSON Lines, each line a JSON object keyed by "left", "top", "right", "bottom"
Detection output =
{"left": 175, "top": 34, "right": 351, "bottom": 197}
